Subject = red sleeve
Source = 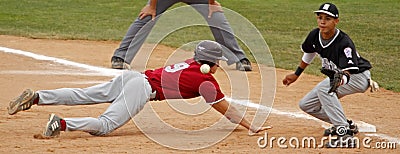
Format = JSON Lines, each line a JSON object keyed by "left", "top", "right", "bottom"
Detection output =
{"left": 198, "top": 77, "right": 225, "bottom": 104}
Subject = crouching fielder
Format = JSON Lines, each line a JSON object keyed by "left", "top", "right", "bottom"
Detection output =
{"left": 282, "top": 3, "right": 373, "bottom": 147}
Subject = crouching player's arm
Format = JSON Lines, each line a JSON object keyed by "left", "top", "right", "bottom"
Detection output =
{"left": 211, "top": 99, "right": 271, "bottom": 135}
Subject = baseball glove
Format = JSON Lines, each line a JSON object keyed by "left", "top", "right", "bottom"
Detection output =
{"left": 321, "top": 68, "right": 350, "bottom": 93}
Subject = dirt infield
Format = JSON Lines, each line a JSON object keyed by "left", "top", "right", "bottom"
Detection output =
{"left": 0, "top": 35, "right": 399, "bottom": 153}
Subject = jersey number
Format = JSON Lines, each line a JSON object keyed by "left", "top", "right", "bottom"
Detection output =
{"left": 164, "top": 62, "right": 190, "bottom": 73}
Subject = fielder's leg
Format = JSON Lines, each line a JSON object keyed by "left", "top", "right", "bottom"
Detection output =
{"left": 336, "top": 70, "right": 370, "bottom": 98}
{"left": 299, "top": 77, "right": 350, "bottom": 127}
{"left": 315, "top": 78, "right": 349, "bottom": 127}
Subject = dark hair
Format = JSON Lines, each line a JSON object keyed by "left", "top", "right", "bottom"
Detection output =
{"left": 198, "top": 60, "right": 216, "bottom": 67}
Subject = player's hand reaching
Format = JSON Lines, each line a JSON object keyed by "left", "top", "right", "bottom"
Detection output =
{"left": 282, "top": 73, "right": 299, "bottom": 86}
{"left": 139, "top": 5, "right": 156, "bottom": 20}
{"left": 208, "top": 1, "right": 223, "bottom": 18}
{"left": 248, "top": 126, "right": 272, "bottom": 136}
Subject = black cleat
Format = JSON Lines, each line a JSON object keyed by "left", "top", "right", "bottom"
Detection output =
{"left": 324, "top": 120, "right": 358, "bottom": 136}
{"left": 111, "top": 56, "right": 131, "bottom": 70}
{"left": 236, "top": 58, "right": 252, "bottom": 71}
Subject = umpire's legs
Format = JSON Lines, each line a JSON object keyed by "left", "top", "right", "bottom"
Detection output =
{"left": 189, "top": 3, "right": 247, "bottom": 65}
{"left": 113, "top": 0, "right": 178, "bottom": 64}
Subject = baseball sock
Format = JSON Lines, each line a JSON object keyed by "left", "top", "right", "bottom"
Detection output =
{"left": 33, "top": 94, "right": 39, "bottom": 105}
{"left": 60, "top": 119, "right": 66, "bottom": 131}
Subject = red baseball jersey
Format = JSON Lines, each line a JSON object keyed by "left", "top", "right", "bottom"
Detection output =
{"left": 144, "top": 58, "right": 225, "bottom": 104}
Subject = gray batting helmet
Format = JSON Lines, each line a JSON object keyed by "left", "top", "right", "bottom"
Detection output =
{"left": 194, "top": 40, "right": 228, "bottom": 64}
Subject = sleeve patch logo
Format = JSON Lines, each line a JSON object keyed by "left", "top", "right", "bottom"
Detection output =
{"left": 344, "top": 47, "right": 352, "bottom": 58}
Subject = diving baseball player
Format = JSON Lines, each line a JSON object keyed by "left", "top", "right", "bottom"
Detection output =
{"left": 282, "top": 3, "right": 372, "bottom": 147}
{"left": 8, "top": 40, "right": 269, "bottom": 137}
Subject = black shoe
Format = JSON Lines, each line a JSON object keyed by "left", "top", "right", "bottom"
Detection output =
{"left": 236, "top": 58, "right": 252, "bottom": 71}
{"left": 347, "top": 119, "right": 359, "bottom": 134}
{"left": 325, "top": 134, "right": 357, "bottom": 148}
{"left": 324, "top": 120, "right": 358, "bottom": 136}
{"left": 111, "top": 57, "right": 131, "bottom": 70}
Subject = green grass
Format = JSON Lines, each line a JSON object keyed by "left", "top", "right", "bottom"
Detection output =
{"left": 0, "top": 0, "right": 142, "bottom": 40}
{"left": 0, "top": 0, "right": 399, "bottom": 91}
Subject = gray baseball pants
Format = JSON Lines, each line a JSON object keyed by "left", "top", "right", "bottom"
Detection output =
{"left": 299, "top": 70, "right": 371, "bottom": 127}
{"left": 37, "top": 71, "right": 152, "bottom": 135}
{"left": 113, "top": 0, "right": 246, "bottom": 65}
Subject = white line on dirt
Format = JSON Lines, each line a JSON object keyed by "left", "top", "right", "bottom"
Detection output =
{"left": 225, "top": 98, "right": 377, "bottom": 133}
{"left": 1, "top": 46, "right": 399, "bottom": 144}
{"left": 0, "top": 70, "right": 113, "bottom": 76}
{"left": 0, "top": 47, "right": 122, "bottom": 77}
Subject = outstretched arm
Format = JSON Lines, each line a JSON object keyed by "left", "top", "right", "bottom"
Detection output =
{"left": 282, "top": 60, "right": 309, "bottom": 86}
{"left": 211, "top": 99, "right": 271, "bottom": 135}
{"left": 283, "top": 51, "right": 317, "bottom": 86}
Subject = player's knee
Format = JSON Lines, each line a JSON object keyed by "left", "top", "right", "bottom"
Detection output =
{"left": 122, "top": 70, "right": 134, "bottom": 76}
{"left": 299, "top": 99, "right": 316, "bottom": 113}
{"left": 89, "top": 117, "right": 119, "bottom": 136}
{"left": 135, "top": 16, "right": 152, "bottom": 23}
{"left": 122, "top": 71, "right": 140, "bottom": 79}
